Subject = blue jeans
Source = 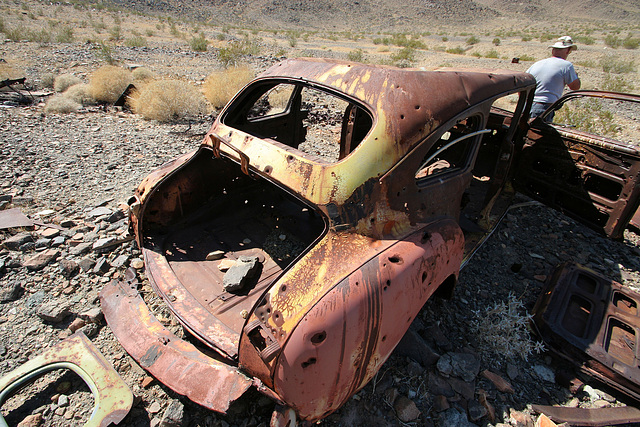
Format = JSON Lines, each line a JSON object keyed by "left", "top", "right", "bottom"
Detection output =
{"left": 530, "top": 102, "right": 554, "bottom": 122}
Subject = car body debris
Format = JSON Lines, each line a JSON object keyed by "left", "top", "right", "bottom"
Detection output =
{"left": 533, "top": 262, "right": 640, "bottom": 403}
{"left": 100, "top": 58, "right": 640, "bottom": 424}
{"left": 0, "top": 332, "right": 133, "bottom": 427}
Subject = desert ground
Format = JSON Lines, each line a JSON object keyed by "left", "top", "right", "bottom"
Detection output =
{"left": 1, "top": 0, "right": 640, "bottom": 426}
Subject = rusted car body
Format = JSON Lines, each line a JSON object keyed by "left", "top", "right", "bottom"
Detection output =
{"left": 515, "top": 90, "right": 640, "bottom": 239}
{"left": 100, "top": 59, "right": 640, "bottom": 423}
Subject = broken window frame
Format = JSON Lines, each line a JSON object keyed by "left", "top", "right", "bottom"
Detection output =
{"left": 221, "top": 78, "right": 375, "bottom": 164}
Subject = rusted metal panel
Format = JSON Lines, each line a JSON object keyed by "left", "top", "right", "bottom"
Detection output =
{"left": 532, "top": 404, "right": 640, "bottom": 427}
{"left": 0, "top": 332, "right": 132, "bottom": 427}
{"left": 100, "top": 274, "right": 252, "bottom": 413}
{"left": 630, "top": 205, "right": 640, "bottom": 230}
{"left": 0, "top": 208, "right": 34, "bottom": 230}
{"left": 211, "top": 59, "right": 535, "bottom": 208}
{"left": 268, "top": 219, "right": 464, "bottom": 421}
{"left": 143, "top": 246, "right": 240, "bottom": 359}
{"left": 532, "top": 262, "right": 640, "bottom": 402}
{"left": 517, "top": 125, "right": 640, "bottom": 239}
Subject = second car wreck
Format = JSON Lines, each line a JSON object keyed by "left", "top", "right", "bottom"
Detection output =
{"left": 100, "top": 58, "right": 640, "bottom": 423}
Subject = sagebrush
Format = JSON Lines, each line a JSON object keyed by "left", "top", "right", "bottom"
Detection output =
{"left": 128, "top": 79, "right": 207, "bottom": 122}
{"left": 63, "top": 83, "right": 96, "bottom": 106}
{"left": 132, "top": 67, "right": 155, "bottom": 82}
{"left": 471, "top": 294, "right": 544, "bottom": 363}
{"left": 88, "top": 65, "right": 132, "bottom": 103}
{"left": 202, "top": 66, "right": 254, "bottom": 109}
{"left": 54, "top": 74, "right": 82, "bottom": 92}
{"left": 44, "top": 95, "right": 81, "bottom": 114}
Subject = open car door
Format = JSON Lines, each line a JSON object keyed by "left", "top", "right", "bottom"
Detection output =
{"left": 514, "top": 90, "right": 640, "bottom": 239}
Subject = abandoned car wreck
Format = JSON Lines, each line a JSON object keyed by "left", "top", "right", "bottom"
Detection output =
{"left": 99, "top": 58, "right": 640, "bottom": 424}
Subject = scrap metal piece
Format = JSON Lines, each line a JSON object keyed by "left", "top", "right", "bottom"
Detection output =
{"left": 0, "top": 77, "right": 26, "bottom": 89}
{"left": 100, "top": 275, "right": 252, "bottom": 413}
{"left": 532, "top": 262, "right": 640, "bottom": 401}
{"left": 532, "top": 404, "right": 640, "bottom": 427}
{"left": 0, "top": 208, "right": 34, "bottom": 230}
{"left": 0, "top": 332, "right": 132, "bottom": 427}
{"left": 113, "top": 83, "right": 136, "bottom": 109}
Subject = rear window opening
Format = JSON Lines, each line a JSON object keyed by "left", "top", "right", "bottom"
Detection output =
{"left": 223, "top": 81, "right": 373, "bottom": 163}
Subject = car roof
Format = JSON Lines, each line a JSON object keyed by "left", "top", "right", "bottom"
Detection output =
{"left": 258, "top": 58, "right": 536, "bottom": 142}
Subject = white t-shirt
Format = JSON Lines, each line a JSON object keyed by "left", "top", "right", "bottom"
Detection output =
{"left": 526, "top": 57, "right": 579, "bottom": 104}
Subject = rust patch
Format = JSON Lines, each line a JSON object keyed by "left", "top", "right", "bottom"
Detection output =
{"left": 100, "top": 276, "right": 252, "bottom": 413}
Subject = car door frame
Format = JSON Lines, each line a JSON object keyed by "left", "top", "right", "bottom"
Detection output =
{"left": 514, "top": 90, "right": 640, "bottom": 239}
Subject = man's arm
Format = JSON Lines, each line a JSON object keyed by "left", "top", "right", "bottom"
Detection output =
{"left": 568, "top": 78, "right": 581, "bottom": 90}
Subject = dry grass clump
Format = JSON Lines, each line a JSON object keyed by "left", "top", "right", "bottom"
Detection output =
{"left": 88, "top": 65, "right": 133, "bottom": 103}
{"left": 128, "top": 79, "right": 207, "bottom": 122}
{"left": 203, "top": 66, "right": 254, "bottom": 109}
{"left": 54, "top": 74, "right": 82, "bottom": 92}
{"left": 471, "top": 294, "right": 544, "bottom": 363}
{"left": 63, "top": 83, "right": 96, "bottom": 106}
{"left": 44, "top": 95, "right": 81, "bottom": 114}
{"left": 40, "top": 73, "right": 56, "bottom": 89}
{"left": 132, "top": 67, "right": 155, "bottom": 83}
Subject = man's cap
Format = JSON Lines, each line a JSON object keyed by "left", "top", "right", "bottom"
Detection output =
{"left": 549, "top": 36, "right": 577, "bottom": 50}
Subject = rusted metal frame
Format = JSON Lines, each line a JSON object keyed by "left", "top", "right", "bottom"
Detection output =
{"left": 540, "top": 90, "right": 640, "bottom": 125}
{"left": 564, "top": 138, "right": 640, "bottom": 238}
{"left": 100, "top": 277, "right": 252, "bottom": 413}
{"left": 532, "top": 404, "right": 640, "bottom": 427}
{"left": 552, "top": 90, "right": 640, "bottom": 106}
{"left": 208, "top": 133, "right": 253, "bottom": 177}
{"left": 553, "top": 127, "right": 640, "bottom": 155}
{"left": 532, "top": 263, "right": 640, "bottom": 402}
{"left": 0, "top": 333, "right": 132, "bottom": 427}
{"left": 478, "top": 91, "right": 529, "bottom": 211}
{"left": 379, "top": 87, "right": 529, "bottom": 184}
{"left": 220, "top": 76, "right": 376, "bottom": 137}
{"left": 518, "top": 128, "right": 640, "bottom": 239}
{"left": 139, "top": 146, "right": 330, "bottom": 360}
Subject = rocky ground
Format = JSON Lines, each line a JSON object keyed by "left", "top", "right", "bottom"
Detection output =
{"left": 2, "top": 86, "right": 640, "bottom": 427}
{"left": 0, "top": 1, "right": 639, "bottom": 426}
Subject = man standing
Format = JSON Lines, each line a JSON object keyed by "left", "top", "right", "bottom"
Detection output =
{"left": 527, "top": 36, "right": 581, "bottom": 121}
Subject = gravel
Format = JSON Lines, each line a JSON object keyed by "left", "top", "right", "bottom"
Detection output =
{"left": 1, "top": 15, "right": 640, "bottom": 426}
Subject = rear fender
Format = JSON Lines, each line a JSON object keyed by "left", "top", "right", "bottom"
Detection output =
{"left": 274, "top": 218, "right": 464, "bottom": 420}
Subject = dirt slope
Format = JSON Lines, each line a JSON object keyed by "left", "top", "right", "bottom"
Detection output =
{"left": 103, "top": 0, "right": 639, "bottom": 30}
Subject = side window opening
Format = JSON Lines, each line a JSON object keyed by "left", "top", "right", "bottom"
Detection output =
{"left": 415, "top": 117, "right": 480, "bottom": 181}
{"left": 223, "top": 82, "right": 373, "bottom": 163}
{"left": 247, "top": 84, "right": 295, "bottom": 119}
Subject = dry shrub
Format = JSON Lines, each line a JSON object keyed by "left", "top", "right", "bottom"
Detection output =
{"left": 44, "top": 94, "right": 81, "bottom": 114}
{"left": 63, "top": 83, "right": 96, "bottom": 106}
{"left": 128, "top": 79, "right": 207, "bottom": 122}
{"left": 40, "top": 72, "right": 56, "bottom": 89}
{"left": 203, "top": 65, "right": 254, "bottom": 109}
{"left": 54, "top": 73, "right": 82, "bottom": 92}
{"left": 471, "top": 293, "right": 544, "bottom": 363}
{"left": 88, "top": 65, "right": 133, "bottom": 103}
{"left": 132, "top": 66, "right": 155, "bottom": 83}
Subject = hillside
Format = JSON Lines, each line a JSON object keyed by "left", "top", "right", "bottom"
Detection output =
{"left": 104, "top": 0, "right": 640, "bottom": 31}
